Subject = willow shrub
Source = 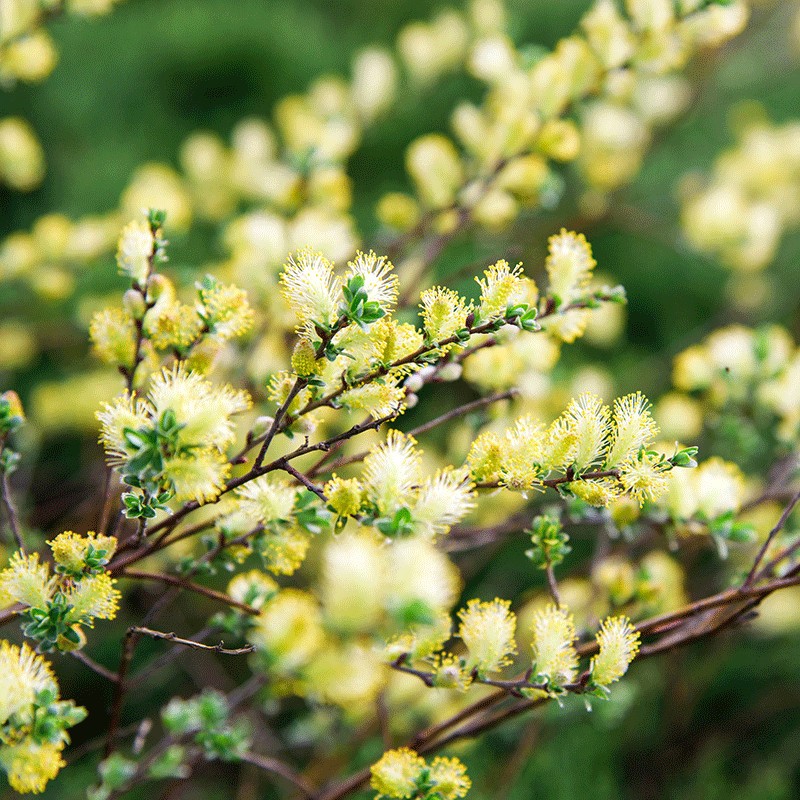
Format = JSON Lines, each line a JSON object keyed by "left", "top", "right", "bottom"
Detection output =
{"left": 0, "top": 0, "right": 799, "bottom": 798}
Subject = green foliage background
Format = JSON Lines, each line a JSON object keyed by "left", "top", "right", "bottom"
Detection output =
{"left": 1, "top": 1, "right": 800, "bottom": 797}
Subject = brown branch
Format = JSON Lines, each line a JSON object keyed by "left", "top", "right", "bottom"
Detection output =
{"left": 310, "top": 389, "right": 518, "bottom": 478}
{"left": 112, "top": 412, "right": 397, "bottom": 570}
{"left": 408, "top": 389, "right": 518, "bottom": 437}
{"left": 125, "top": 626, "right": 216, "bottom": 688}
{"left": 281, "top": 463, "right": 328, "bottom": 501}
{"left": 70, "top": 650, "right": 120, "bottom": 683}
{"left": 297, "top": 313, "right": 531, "bottom": 421}
{"left": 0, "top": 603, "right": 22, "bottom": 627}
{"left": 444, "top": 513, "right": 530, "bottom": 552}
{"left": 0, "top": 465, "right": 24, "bottom": 551}
{"left": 743, "top": 489, "right": 800, "bottom": 587}
{"left": 67, "top": 722, "right": 145, "bottom": 765}
{"left": 252, "top": 319, "right": 350, "bottom": 469}
{"left": 760, "top": 533, "right": 800, "bottom": 582}
{"left": 635, "top": 575, "right": 800, "bottom": 638}
{"left": 376, "top": 692, "right": 392, "bottom": 749}
{"left": 544, "top": 560, "right": 562, "bottom": 607}
{"left": 314, "top": 570, "right": 800, "bottom": 800}
{"left": 97, "top": 468, "right": 119, "bottom": 537}
{"left": 121, "top": 570, "right": 260, "bottom": 615}
{"left": 105, "top": 627, "right": 141, "bottom": 757}
{"left": 253, "top": 377, "right": 308, "bottom": 468}
{"left": 412, "top": 691, "right": 501, "bottom": 751}
{"left": 304, "top": 415, "right": 373, "bottom": 477}
{"left": 0, "top": 434, "right": 24, "bottom": 551}
{"left": 111, "top": 300, "right": 582, "bottom": 561}
{"left": 119, "top": 229, "right": 159, "bottom": 394}
{"left": 128, "top": 626, "right": 255, "bottom": 655}
{"left": 241, "top": 752, "right": 316, "bottom": 798}
{"left": 149, "top": 518, "right": 218, "bottom": 552}
{"left": 476, "top": 469, "right": 620, "bottom": 491}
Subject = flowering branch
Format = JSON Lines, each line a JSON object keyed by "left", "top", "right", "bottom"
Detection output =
{"left": 317, "top": 567, "right": 800, "bottom": 800}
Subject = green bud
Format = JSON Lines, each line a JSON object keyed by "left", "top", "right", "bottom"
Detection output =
{"left": 148, "top": 745, "right": 190, "bottom": 780}
{"left": 162, "top": 697, "right": 201, "bottom": 735}
{"left": 147, "top": 208, "right": 167, "bottom": 231}
{"left": 98, "top": 754, "right": 137, "bottom": 791}
{"left": 526, "top": 514, "right": 571, "bottom": 569}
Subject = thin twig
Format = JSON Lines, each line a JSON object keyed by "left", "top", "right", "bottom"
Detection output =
{"left": 314, "top": 570, "right": 800, "bottom": 800}
{"left": 743, "top": 489, "right": 800, "bottom": 587}
{"left": 105, "top": 627, "right": 141, "bottom": 758}
{"left": 112, "top": 413, "right": 397, "bottom": 569}
{"left": 281, "top": 463, "right": 328, "bottom": 501}
{"left": 68, "top": 722, "right": 144, "bottom": 765}
{"left": 0, "top": 467, "right": 24, "bottom": 551}
{"left": 308, "top": 388, "right": 517, "bottom": 479}
{"left": 121, "top": 570, "right": 259, "bottom": 615}
{"left": 376, "top": 692, "right": 391, "bottom": 749}
{"left": 0, "top": 435, "right": 24, "bottom": 551}
{"left": 128, "top": 626, "right": 255, "bottom": 655}
{"left": 406, "top": 389, "right": 518, "bottom": 438}
{"left": 97, "top": 468, "right": 118, "bottom": 536}
{"left": 126, "top": 626, "right": 217, "bottom": 688}
{"left": 70, "top": 650, "right": 120, "bottom": 683}
{"left": 444, "top": 513, "right": 529, "bottom": 551}
{"left": 476, "top": 469, "right": 620, "bottom": 491}
{"left": 545, "top": 560, "right": 562, "bottom": 607}
{"left": 241, "top": 751, "right": 316, "bottom": 797}
{"left": 253, "top": 378, "right": 308, "bottom": 468}
{"left": 110, "top": 302, "right": 580, "bottom": 562}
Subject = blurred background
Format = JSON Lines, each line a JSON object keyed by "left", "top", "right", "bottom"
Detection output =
{"left": 1, "top": 1, "right": 800, "bottom": 797}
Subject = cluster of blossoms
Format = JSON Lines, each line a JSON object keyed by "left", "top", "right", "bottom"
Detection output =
{"left": 370, "top": 748, "right": 470, "bottom": 800}
{"left": 467, "top": 390, "right": 689, "bottom": 507}
{"left": 390, "top": 595, "right": 640, "bottom": 703}
{"left": 69, "top": 216, "right": 615, "bottom": 585}
{"left": 0, "top": 0, "right": 124, "bottom": 191}
{"left": 0, "top": 642, "right": 86, "bottom": 793}
{"left": 89, "top": 218, "right": 602, "bottom": 544}
{"left": 272, "top": 229, "right": 621, "bottom": 429}
{"left": 92, "top": 211, "right": 255, "bottom": 381}
{"left": 681, "top": 112, "right": 800, "bottom": 273}
{"left": 428, "top": 231, "right": 627, "bottom": 420}
{"left": 0, "top": 2, "right": 798, "bottom": 797}
{"left": 98, "top": 365, "right": 251, "bottom": 507}
{"left": 212, "top": 479, "right": 327, "bottom": 576}
{"left": 670, "top": 323, "right": 800, "bottom": 447}
{"left": 0, "top": 0, "right": 751, "bottom": 391}
{"left": 660, "top": 456, "right": 752, "bottom": 555}
{"left": 380, "top": 0, "right": 749, "bottom": 235}
{"left": 224, "top": 518, "right": 647, "bottom": 722}
{"left": 0, "top": 117, "right": 44, "bottom": 192}
{"left": 76, "top": 216, "right": 688, "bottom": 730}
{"left": 0, "top": 531, "right": 119, "bottom": 651}
{"left": 88, "top": 211, "right": 255, "bottom": 512}
{"left": 328, "top": 431, "right": 475, "bottom": 538}
{"left": 224, "top": 533, "right": 460, "bottom": 712}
